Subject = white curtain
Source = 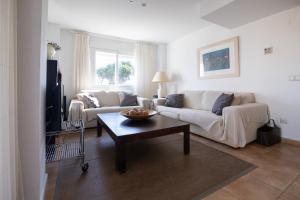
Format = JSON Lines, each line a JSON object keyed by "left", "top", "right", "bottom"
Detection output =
{"left": 135, "top": 42, "right": 158, "bottom": 98}
{"left": 0, "top": 0, "right": 24, "bottom": 199}
{"left": 74, "top": 33, "right": 91, "bottom": 93}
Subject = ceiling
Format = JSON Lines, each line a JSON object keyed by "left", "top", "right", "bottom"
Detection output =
{"left": 48, "top": 0, "right": 210, "bottom": 43}
{"left": 202, "top": 0, "right": 300, "bottom": 29}
{"left": 48, "top": 0, "right": 300, "bottom": 43}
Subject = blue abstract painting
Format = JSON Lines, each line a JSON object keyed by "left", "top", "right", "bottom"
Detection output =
{"left": 203, "top": 48, "right": 230, "bottom": 72}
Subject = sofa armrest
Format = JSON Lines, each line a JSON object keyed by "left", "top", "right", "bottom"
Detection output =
{"left": 223, "top": 103, "right": 269, "bottom": 122}
{"left": 137, "top": 97, "right": 152, "bottom": 109}
{"left": 68, "top": 100, "right": 85, "bottom": 121}
{"left": 222, "top": 103, "right": 269, "bottom": 147}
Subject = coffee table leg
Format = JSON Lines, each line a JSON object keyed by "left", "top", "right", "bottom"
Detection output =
{"left": 116, "top": 141, "right": 126, "bottom": 173}
{"left": 97, "top": 120, "right": 102, "bottom": 137}
{"left": 184, "top": 128, "right": 190, "bottom": 155}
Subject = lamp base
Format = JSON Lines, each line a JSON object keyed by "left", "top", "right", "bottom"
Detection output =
{"left": 157, "top": 82, "right": 163, "bottom": 98}
{"left": 157, "top": 88, "right": 162, "bottom": 99}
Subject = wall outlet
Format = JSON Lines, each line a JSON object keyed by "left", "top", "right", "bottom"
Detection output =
{"left": 288, "top": 75, "right": 300, "bottom": 81}
{"left": 279, "top": 118, "right": 288, "bottom": 125}
{"left": 264, "top": 47, "right": 273, "bottom": 55}
{"left": 289, "top": 75, "right": 296, "bottom": 81}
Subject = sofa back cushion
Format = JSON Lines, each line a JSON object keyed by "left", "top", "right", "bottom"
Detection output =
{"left": 183, "top": 90, "right": 222, "bottom": 111}
{"left": 183, "top": 90, "right": 255, "bottom": 110}
{"left": 201, "top": 91, "right": 223, "bottom": 111}
{"left": 234, "top": 92, "right": 256, "bottom": 104}
{"left": 183, "top": 91, "right": 204, "bottom": 109}
{"left": 93, "top": 91, "right": 121, "bottom": 107}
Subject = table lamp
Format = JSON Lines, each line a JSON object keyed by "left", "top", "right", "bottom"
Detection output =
{"left": 152, "top": 71, "right": 168, "bottom": 98}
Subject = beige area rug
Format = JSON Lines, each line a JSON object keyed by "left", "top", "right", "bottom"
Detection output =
{"left": 54, "top": 132, "right": 255, "bottom": 200}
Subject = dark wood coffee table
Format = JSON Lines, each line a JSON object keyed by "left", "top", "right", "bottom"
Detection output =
{"left": 97, "top": 112, "right": 190, "bottom": 173}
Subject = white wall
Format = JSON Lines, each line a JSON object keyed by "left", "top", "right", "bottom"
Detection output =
{"left": 59, "top": 30, "right": 75, "bottom": 101}
{"left": 47, "top": 26, "right": 167, "bottom": 102}
{"left": 89, "top": 34, "right": 136, "bottom": 55}
{"left": 167, "top": 6, "right": 300, "bottom": 141}
{"left": 17, "top": 0, "right": 48, "bottom": 199}
{"left": 47, "top": 23, "right": 60, "bottom": 44}
{"left": 157, "top": 44, "right": 167, "bottom": 71}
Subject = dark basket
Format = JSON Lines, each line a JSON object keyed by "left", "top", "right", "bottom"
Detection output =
{"left": 257, "top": 119, "right": 281, "bottom": 146}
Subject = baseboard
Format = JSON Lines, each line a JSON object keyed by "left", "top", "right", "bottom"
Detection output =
{"left": 282, "top": 138, "right": 300, "bottom": 147}
{"left": 40, "top": 173, "right": 48, "bottom": 200}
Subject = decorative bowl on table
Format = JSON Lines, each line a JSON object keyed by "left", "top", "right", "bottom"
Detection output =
{"left": 120, "top": 108, "right": 157, "bottom": 120}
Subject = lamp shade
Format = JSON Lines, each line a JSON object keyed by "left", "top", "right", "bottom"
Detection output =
{"left": 152, "top": 71, "right": 168, "bottom": 82}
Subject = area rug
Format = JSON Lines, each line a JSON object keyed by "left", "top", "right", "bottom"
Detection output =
{"left": 54, "top": 133, "right": 255, "bottom": 200}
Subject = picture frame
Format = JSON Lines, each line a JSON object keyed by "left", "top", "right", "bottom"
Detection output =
{"left": 197, "top": 36, "right": 240, "bottom": 79}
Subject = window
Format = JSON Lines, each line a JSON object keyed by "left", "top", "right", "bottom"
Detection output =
{"left": 94, "top": 51, "right": 135, "bottom": 86}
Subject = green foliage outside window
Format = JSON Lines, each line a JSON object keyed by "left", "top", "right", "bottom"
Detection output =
{"left": 96, "top": 61, "right": 134, "bottom": 85}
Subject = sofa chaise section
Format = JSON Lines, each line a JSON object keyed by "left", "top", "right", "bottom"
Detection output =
{"left": 155, "top": 91, "right": 269, "bottom": 148}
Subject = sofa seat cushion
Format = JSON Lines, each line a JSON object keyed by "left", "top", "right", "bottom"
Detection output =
{"left": 156, "top": 105, "right": 181, "bottom": 120}
{"left": 178, "top": 108, "right": 223, "bottom": 133}
{"left": 157, "top": 105, "right": 224, "bottom": 134}
{"left": 84, "top": 106, "right": 142, "bottom": 122}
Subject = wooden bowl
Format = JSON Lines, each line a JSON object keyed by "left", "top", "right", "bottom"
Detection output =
{"left": 120, "top": 110, "right": 157, "bottom": 120}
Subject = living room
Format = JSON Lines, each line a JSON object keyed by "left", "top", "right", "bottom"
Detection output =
{"left": 1, "top": 0, "right": 300, "bottom": 199}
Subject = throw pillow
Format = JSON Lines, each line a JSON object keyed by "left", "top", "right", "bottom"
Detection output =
{"left": 212, "top": 93, "right": 234, "bottom": 116}
{"left": 120, "top": 94, "right": 138, "bottom": 107}
{"left": 165, "top": 94, "right": 184, "bottom": 108}
{"left": 87, "top": 95, "right": 100, "bottom": 108}
{"left": 80, "top": 94, "right": 100, "bottom": 108}
{"left": 118, "top": 91, "right": 134, "bottom": 104}
{"left": 76, "top": 93, "right": 89, "bottom": 108}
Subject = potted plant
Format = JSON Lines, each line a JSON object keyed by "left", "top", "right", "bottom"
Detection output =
{"left": 47, "top": 42, "right": 61, "bottom": 60}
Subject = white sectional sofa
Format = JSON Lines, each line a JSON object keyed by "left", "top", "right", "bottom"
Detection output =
{"left": 155, "top": 90, "right": 269, "bottom": 148}
{"left": 68, "top": 91, "right": 151, "bottom": 128}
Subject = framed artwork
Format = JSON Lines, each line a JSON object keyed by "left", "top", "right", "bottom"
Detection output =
{"left": 197, "top": 36, "right": 240, "bottom": 79}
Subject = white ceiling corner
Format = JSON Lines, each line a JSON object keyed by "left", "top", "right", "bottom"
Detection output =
{"left": 202, "top": 0, "right": 300, "bottom": 29}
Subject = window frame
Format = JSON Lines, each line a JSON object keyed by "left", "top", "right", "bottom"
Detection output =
{"left": 91, "top": 48, "right": 136, "bottom": 88}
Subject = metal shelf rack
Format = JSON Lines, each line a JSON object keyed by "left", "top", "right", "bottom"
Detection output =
{"left": 46, "top": 120, "right": 89, "bottom": 172}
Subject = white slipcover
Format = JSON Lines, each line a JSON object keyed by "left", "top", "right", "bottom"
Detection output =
{"left": 68, "top": 91, "right": 151, "bottom": 128}
{"left": 156, "top": 90, "right": 269, "bottom": 148}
